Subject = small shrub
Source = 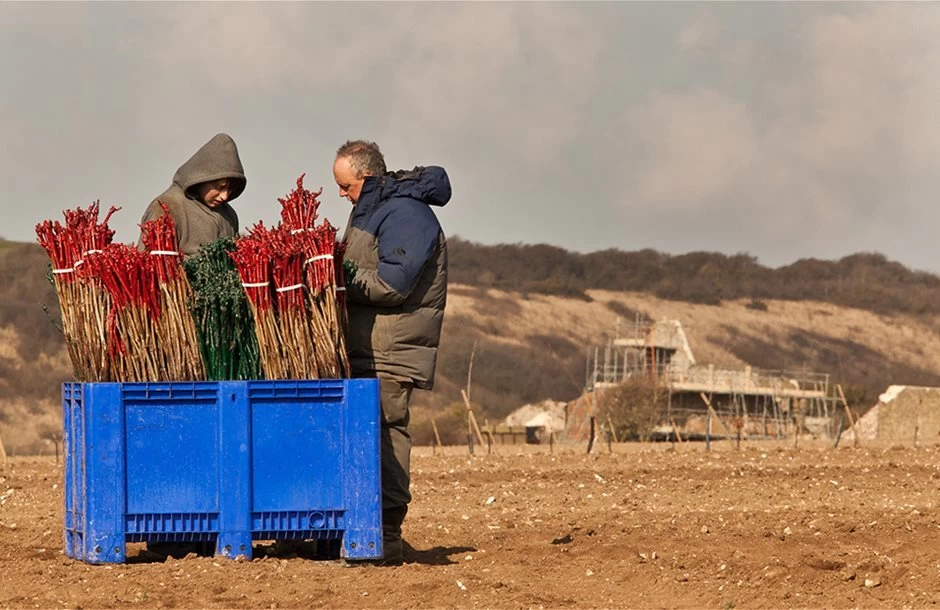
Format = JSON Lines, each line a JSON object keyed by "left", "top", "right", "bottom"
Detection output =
{"left": 605, "top": 300, "right": 638, "bottom": 320}
{"left": 596, "top": 377, "right": 667, "bottom": 441}
{"left": 745, "top": 299, "right": 768, "bottom": 312}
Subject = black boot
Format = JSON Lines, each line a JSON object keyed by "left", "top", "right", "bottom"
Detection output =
{"left": 381, "top": 505, "right": 408, "bottom": 565}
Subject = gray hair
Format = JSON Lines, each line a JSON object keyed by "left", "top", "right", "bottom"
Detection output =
{"left": 336, "top": 140, "right": 386, "bottom": 178}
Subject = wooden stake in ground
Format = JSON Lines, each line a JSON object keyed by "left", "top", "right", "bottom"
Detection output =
{"left": 586, "top": 416, "right": 596, "bottom": 454}
{"left": 431, "top": 418, "right": 443, "bottom": 453}
{"left": 461, "top": 340, "right": 487, "bottom": 447}
{"left": 466, "top": 340, "right": 476, "bottom": 402}
{"left": 793, "top": 400, "right": 803, "bottom": 449}
{"left": 606, "top": 415, "right": 620, "bottom": 443}
{"left": 836, "top": 384, "right": 860, "bottom": 447}
{"left": 699, "top": 393, "right": 733, "bottom": 444}
{"left": 461, "top": 389, "right": 486, "bottom": 447}
{"left": 671, "top": 419, "right": 684, "bottom": 444}
{"left": 0, "top": 432, "right": 7, "bottom": 466}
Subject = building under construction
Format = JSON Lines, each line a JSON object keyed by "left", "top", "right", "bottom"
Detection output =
{"left": 577, "top": 317, "right": 834, "bottom": 441}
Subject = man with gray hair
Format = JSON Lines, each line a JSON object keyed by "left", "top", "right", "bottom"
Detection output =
{"left": 333, "top": 140, "right": 451, "bottom": 565}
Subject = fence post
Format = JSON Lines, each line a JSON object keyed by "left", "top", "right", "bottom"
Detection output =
{"left": 432, "top": 418, "right": 442, "bottom": 455}
{"left": 586, "top": 416, "right": 596, "bottom": 454}
{"left": 705, "top": 409, "right": 711, "bottom": 452}
{"left": 833, "top": 412, "right": 845, "bottom": 448}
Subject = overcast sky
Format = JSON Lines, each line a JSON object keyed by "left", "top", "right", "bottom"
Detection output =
{"left": 3, "top": 2, "right": 939, "bottom": 272}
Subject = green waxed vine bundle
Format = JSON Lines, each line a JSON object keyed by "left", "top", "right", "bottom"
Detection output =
{"left": 185, "top": 238, "right": 262, "bottom": 381}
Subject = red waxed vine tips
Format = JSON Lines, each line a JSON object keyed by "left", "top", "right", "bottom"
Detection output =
{"left": 35, "top": 201, "right": 120, "bottom": 381}
{"left": 232, "top": 174, "right": 350, "bottom": 380}
{"left": 35, "top": 202, "right": 204, "bottom": 382}
{"left": 279, "top": 173, "right": 323, "bottom": 230}
{"left": 36, "top": 174, "right": 350, "bottom": 383}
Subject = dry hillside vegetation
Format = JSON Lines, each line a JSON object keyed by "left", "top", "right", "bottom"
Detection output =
{"left": 0, "top": 326, "right": 69, "bottom": 455}
{"left": 4, "top": 283, "right": 940, "bottom": 453}
{"left": 5, "top": 237, "right": 940, "bottom": 451}
{"left": 409, "top": 286, "right": 940, "bottom": 444}
{"left": 448, "top": 238, "right": 940, "bottom": 316}
{"left": 441, "top": 286, "right": 940, "bottom": 382}
{"left": 5, "top": 284, "right": 940, "bottom": 453}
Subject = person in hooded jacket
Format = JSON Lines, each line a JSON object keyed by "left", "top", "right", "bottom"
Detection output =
{"left": 333, "top": 140, "right": 450, "bottom": 565}
{"left": 136, "top": 133, "right": 246, "bottom": 560}
{"left": 138, "top": 133, "right": 247, "bottom": 257}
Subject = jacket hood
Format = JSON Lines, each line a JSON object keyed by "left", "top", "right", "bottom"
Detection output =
{"left": 382, "top": 166, "right": 451, "bottom": 207}
{"left": 172, "top": 133, "right": 247, "bottom": 201}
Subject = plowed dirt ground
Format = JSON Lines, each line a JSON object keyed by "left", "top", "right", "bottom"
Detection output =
{"left": 0, "top": 441, "right": 937, "bottom": 609}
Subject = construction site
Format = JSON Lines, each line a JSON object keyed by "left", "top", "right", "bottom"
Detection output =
{"left": 509, "top": 316, "right": 940, "bottom": 448}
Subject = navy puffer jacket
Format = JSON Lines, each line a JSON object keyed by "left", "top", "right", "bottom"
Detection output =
{"left": 342, "top": 166, "right": 450, "bottom": 389}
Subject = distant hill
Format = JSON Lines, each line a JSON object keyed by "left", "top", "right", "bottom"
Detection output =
{"left": 447, "top": 237, "right": 940, "bottom": 315}
{"left": 0, "top": 239, "right": 73, "bottom": 455}
{"left": 3, "top": 236, "right": 940, "bottom": 452}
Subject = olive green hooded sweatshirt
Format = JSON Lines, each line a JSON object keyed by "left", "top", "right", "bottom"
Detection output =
{"left": 139, "top": 133, "right": 246, "bottom": 257}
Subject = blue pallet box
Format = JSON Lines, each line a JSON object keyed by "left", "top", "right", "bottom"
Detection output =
{"left": 63, "top": 379, "right": 382, "bottom": 564}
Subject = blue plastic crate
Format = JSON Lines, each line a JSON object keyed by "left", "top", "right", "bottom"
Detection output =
{"left": 63, "top": 379, "right": 382, "bottom": 564}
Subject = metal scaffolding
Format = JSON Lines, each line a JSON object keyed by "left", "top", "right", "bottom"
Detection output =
{"left": 584, "top": 316, "right": 835, "bottom": 440}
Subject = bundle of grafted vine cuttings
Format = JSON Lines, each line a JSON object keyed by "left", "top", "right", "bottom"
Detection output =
{"left": 36, "top": 202, "right": 206, "bottom": 382}
{"left": 185, "top": 238, "right": 261, "bottom": 381}
{"left": 138, "top": 207, "right": 206, "bottom": 381}
{"left": 35, "top": 202, "right": 117, "bottom": 381}
{"left": 231, "top": 175, "right": 350, "bottom": 380}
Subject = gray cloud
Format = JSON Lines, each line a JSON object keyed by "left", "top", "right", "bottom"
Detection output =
{"left": 2, "top": 3, "right": 939, "bottom": 272}
{"left": 610, "top": 4, "right": 940, "bottom": 267}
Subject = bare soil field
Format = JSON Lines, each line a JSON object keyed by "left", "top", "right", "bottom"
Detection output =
{"left": 0, "top": 442, "right": 938, "bottom": 609}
